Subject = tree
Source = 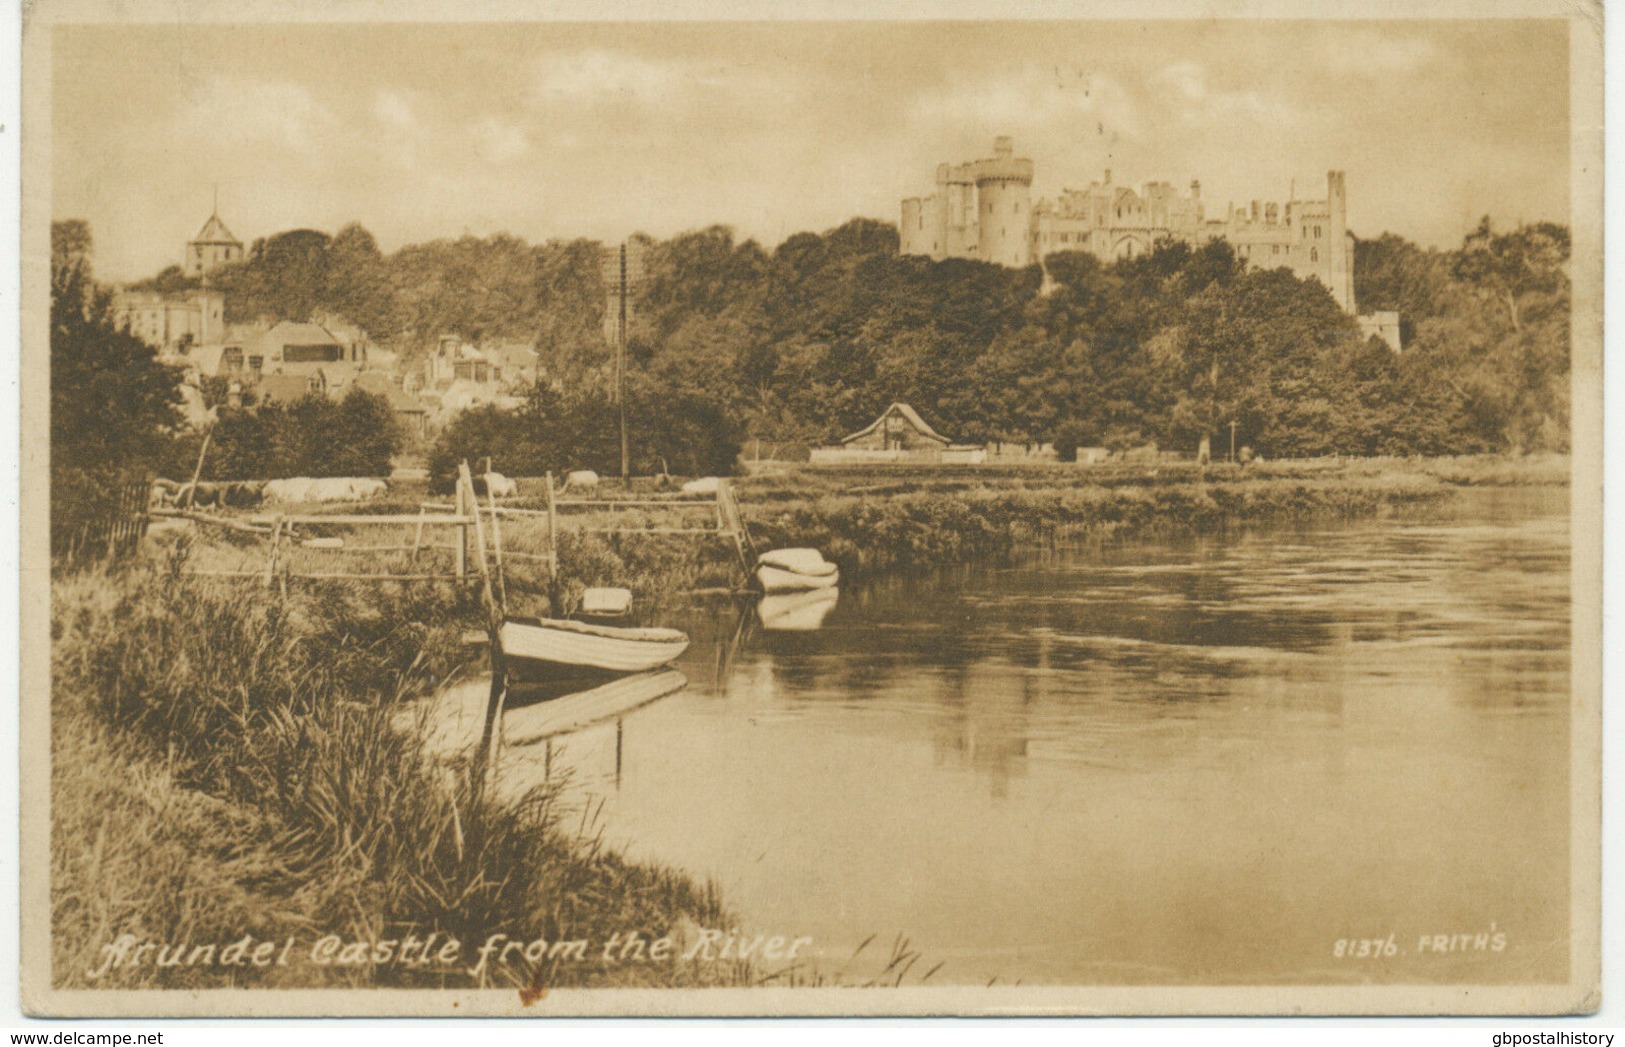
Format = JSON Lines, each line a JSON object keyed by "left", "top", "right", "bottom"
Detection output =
{"left": 316, "top": 388, "right": 401, "bottom": 477}
{"left": 325, "top": 224, "right": 395, "bottom": 338}
{"left": 1454, "top": 218, "right": 1569, "bottom": 335}
{"left": 50, "top": 221, "right": 184, "bottom": 555}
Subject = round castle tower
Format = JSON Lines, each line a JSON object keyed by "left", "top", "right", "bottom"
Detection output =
{"left": 972, "top": 136, "right": 1035, "bottom": 268}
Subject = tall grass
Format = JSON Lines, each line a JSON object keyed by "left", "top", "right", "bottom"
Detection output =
{"left": 51, "top": 567, "right": 744, "bottom": 990}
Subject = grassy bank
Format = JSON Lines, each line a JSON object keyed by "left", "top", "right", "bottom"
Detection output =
{"left": 50, "top": 567, "right": 749, "bottom": 991}
{"left": 725, "top": 454, "right": 1567, "bottom": 580}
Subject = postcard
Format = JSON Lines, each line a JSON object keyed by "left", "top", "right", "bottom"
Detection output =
{"left": 18, "top": 0, "right": 1602, "bottom": 1017}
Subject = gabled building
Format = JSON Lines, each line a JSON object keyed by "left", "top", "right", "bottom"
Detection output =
{"left": 841, "top": 402, "right": 952, "bottom": 453}
{"left": 810, "top": 403, "right": 987, "bottom": 464}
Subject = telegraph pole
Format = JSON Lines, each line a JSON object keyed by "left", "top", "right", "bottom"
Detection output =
{"left": 617, "top": 243, "right": 629, "bottom": 481}
{"left": 603, "top": 241, "right": 643, "bottom": 482}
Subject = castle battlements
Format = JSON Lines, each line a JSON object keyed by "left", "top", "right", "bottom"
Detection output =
{"left": 900, "top": 137, "right": 1356, "bottom": 314}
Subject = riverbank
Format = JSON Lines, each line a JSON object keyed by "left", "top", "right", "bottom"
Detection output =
{"left": 551, "top": 454, "right": 1569, "bottom": 594}
{"left": 50, "top": 567, "right": 751, "bottom": 991}
{"left": 49, "top": 454, "right": 1567, "bottom": 989}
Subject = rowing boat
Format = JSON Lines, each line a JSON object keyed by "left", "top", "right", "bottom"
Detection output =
{"left": 755, "top": 548, "right": 840, "bottom": 593}
{"left": 500, "top": 616, "right": 690, "bottom": 682}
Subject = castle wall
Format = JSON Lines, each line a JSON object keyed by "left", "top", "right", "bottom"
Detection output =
{"left": 901, "top": 141, "right": 1360, "bottom": 313}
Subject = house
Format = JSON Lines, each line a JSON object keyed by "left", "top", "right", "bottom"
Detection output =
{"left": 489, "top": 341, "right": 541, "bottom": 389}
{"left": 111, "top": 288, "right": 226, "bottom": 357}
{"left": 426, "top": 334, "right": 539, "bottom": 392}
{"left": 809, "top": 403, "right": 987, "bottom": 464}
{"left": 257, "top": 372, "right": 325, "bottom": 405}
{"left": 354, "top": 371, "right": 431, "bottom": 439}
{"left": 432, "top": 379, "right": 526, "bottom": 426}
{"left": 248, "top": 321, "right": 365, "bottom": 373}
{"left": 240, "top": 321, "right": 366, "bottom": 399}
{"left": 841, "top": 403, "right": 951, "bottom": 453}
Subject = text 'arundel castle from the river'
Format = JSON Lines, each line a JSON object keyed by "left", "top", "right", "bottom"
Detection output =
{"left": 900, "top": 136, "right": 1359, "bottom": 316}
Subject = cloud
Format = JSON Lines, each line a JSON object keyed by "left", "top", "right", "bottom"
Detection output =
{"left": 473, "top": 116, "right": 531, "bottom": 164}
{"left": 374, "top": 89, "right": 415, "bottom": 130}
{"left": 1149, "top": 62, "right": 1298, "bottom": 127}
{"left": 1316, "top": 31, "right": 1445, "bottom": 79}
{"left": 1152, "top": 62, "right": 1206, "bottom": 104}
{"left": 530, "top": 49, "right": 685, "bottom": 104}
{"left": 177, "top": 79, "right": 334, "bottom": 151}
{"left": 910, "top": 69, "right": 1147, "bottom": 146}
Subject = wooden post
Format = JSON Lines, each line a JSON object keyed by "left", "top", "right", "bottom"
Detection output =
{"left": 454, "top": 478, "right": 469, "bottom": 579}
{"left": 719, "top": 480, "right": 756, "bottom": 575}
{"left": 263, "top": 517, "right": 283, "bottom": 588}
{"left": 544, "top": 470, "right": 559, "bottom": 578}
{"left": 410, "top": 508, "right": 426, "bottom": 563}
{"left": 487, "top": 478, "right": 507, "bottom": 614}
{"left": 180, "top": 430, "right": 212, "bottom": 509}
{"left": 461, "top": 462, "right": 509, "bottom": 773}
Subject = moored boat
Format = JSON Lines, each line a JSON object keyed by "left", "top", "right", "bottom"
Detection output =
{"left": 500, "top": 616, "right": 690, "bottom": 682}
{"left": 755, "top": 547, "right": 840, "bottom": 593}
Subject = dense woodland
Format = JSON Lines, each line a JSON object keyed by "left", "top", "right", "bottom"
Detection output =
{"left": 134, "top": 213, "right": 1571, "bottom": 460}
{"left": 54, "top": 209, "right": 1570, "bottom": 543}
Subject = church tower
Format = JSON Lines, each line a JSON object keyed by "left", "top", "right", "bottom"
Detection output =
{"left": 185, "top": 193, "right": 244, "bottom": 279}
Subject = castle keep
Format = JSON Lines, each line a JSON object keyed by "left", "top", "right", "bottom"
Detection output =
{"left": 901, "top": 137, "right": 1358, "bottom": 314}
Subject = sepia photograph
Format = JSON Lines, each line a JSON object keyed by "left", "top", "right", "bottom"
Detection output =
{"left": 15, "top": 0, "right": 1603, "bottom": 1018}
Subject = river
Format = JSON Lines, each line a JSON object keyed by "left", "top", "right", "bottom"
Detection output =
{"left": 510, "top": 486, "right": 1572, "bottom": 987}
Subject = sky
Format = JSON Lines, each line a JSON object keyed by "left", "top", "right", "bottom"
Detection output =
{"left": 50, "top": 19, "right": 1571, "bottom": 282}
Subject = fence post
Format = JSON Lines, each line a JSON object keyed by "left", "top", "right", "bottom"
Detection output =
{"left": 459, "top": 461, "right": 509, "bottom": 776}
{"left": 454, "top": 479, "right": 469, "bottom": 580}
{"left": 487, "top": 478, "right": 506, "bottom": 613}
{"left": 264, "top": 518, "right": 283, "bottom": 588}
{"left": 545, "top": 471, "right": 558, "bottom": 578}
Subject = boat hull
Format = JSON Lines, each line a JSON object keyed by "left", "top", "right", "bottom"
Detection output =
{"left": 756, "top": 561, "right": 840, "bottom": 593}
{"left": 500, "top": 618, "right": 690, "bottom": 677}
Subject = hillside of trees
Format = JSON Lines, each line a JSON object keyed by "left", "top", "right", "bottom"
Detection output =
{"left": 124, "top": 212, "right": 1571, "bottom": 468}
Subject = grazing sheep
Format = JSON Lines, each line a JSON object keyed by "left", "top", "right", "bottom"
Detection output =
{"left": 564, "top": 470, "right": 600, "bottom": 491}
{"left": 480, "top": 472, "right": 517, "bottom": 498}
{"left": 263, "top": 477, "right": 387, "bottom": 504}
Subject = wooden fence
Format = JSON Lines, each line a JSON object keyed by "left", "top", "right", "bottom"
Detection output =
{"left": 65, "top": 478, "right": 150, "bottom": 562}
{"left": 162, "top": 470, "right": 758, "bottom": 588}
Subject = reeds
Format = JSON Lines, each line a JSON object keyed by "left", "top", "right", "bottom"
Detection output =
{"left": 50, "top": 566, "right": 742, "bottom": 990}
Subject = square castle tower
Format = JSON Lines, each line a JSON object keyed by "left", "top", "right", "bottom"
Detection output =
{"left": 900, "top": 137, "right": 1356, "bottom": 314}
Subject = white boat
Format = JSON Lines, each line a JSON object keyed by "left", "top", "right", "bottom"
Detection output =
{"left": 500, "top": 616, "right": 690, "bottom": 680}
{"left": 755, "top": 547, "right": 840, "bottom": 593}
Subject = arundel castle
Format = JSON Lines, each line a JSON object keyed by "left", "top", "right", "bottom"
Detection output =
{"left": 900, "top": 136, "right": 1363, "bottom": 319}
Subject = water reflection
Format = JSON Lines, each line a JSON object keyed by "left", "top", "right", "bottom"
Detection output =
{"left": 759, "top": 588, "right": 841, "bottom": 631}
{"left": 399, "top": 668, "right": 688, "bottom": 791}
{"left": 530, "top": 488, "right": 1572, "bottom": 987}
